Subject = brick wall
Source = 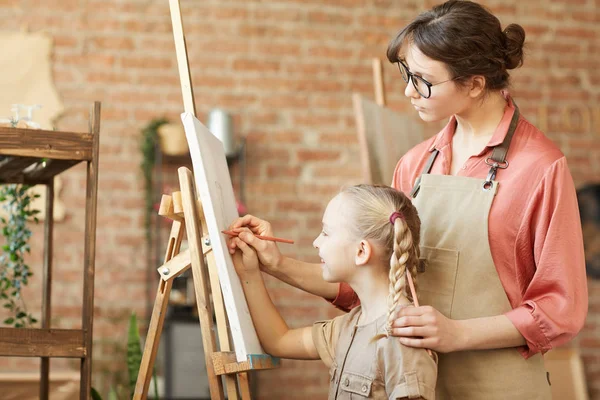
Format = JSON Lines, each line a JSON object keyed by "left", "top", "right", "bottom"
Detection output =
{"left": 0, "top": 0, "right": 599, "bottom": 398}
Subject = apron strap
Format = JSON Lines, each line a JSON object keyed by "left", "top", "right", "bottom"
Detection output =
{"left": 483, "top": 102, "right": 520, "bottom": 189}
{"left": 409, "top": 149, "right": 439, "bottom": 198}
{"left": 411, "top": 101, "right": 521, "bottom": 197}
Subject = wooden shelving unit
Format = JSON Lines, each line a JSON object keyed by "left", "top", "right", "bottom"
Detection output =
{"left": 0, "top": 102, "right": 101, "bottom": 400}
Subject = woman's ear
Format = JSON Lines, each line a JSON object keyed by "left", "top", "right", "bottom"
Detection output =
{"left": 468, "top": 75, "right": 486, "bottom": 98}
{"left": 355, "top": 240, "right": 373, "bottom": 266}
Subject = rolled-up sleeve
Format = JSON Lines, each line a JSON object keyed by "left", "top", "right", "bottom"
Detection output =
{"left": 329, "top": 283, "right": 360, "bottom": 312}
{"left": 506, "top": 157, "right": 588, "bottom": 358}
{"left": 312, "top": 316, "right": 343, "bottom": 368}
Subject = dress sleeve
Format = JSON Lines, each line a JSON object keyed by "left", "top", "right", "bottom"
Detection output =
{"left": 311, "top": 315, "right": 343, "bottom": 368}
{"left": 505, "top": 157, "right": 588, "bottom": 358}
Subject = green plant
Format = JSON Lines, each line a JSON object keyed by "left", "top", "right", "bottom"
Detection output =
{"left": 128, "top": 312, "right": 159, "bottom": 399}
{"left": 91, "top": 313, "right": 159, "bottom": 400}
{"left": 91, "top": 386, "right": 118, "bottom": 400}
{"left": 0, "top": 184, "right": 40, "bottom": 327}
{"left": 140, "top": 118, "right": 169, "bottom": 245}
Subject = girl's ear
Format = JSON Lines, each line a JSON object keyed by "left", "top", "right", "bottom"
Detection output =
{"left": 355, "top": 240, "right": 373, "bottom": 266}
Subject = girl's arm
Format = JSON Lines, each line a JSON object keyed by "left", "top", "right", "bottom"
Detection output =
{"left": 232, "top": 238, "right": 320, "bottom": 360}
{"left": 228, "top": 215, "right": 339, "bottom": 299}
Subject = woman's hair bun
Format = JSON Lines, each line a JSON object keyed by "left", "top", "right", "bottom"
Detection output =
{"left": 503, "top": 23, "right": 525, "bottom": 69}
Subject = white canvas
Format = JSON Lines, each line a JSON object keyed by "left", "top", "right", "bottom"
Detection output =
{"left": 181, "top": 112, "right": 264, "bottom": 362}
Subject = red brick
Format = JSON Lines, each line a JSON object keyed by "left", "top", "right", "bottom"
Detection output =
{"left": 207, "top": 7, "right": 249, "bottom": 20}
{"left": 137, "top": 73, "right": 180, "bottom": 86}
{"left": 123, "top": 19, "right": 171, "bottom": 34}
{"left": 313, "top": 165, "right": 362, "bottom": 179}
{"left": 296, "top": 149, "right": 341, "bottom": 162}
{"left": 60, "top": 54, "right": 116, "bottom": 68}
{"left": 521, "top": 24, "right": 550, "bottom": 37}
{"left": 88, "top": 36, "right": 135, "bottom": 50}
{"left": 308, "top": 11, "right": 354, "bottom": 25}
{"left": 250, "top": 131, "right": 303, "bottom": 144}
{"left": 572, "top": 11, "right": 600, "bottom": 23}
{"left": 85, "top": 18, "right": 121, "bottom": 32}
{"left": 252, "top": 43, "right": 303, "bottom": 56}
{"left": 261, "top": 95, "right": 310, "bottom": 108}
{"left": 248, "top": 181, "right": 297, "bottom": 194}
{"left": 556, "top": 27, "right": 598, "bottom": 39}
{"left": 53, "top": 34, "right": 79, "bottom": 48}
{"left": 318, "top": 133, "right": 358, "bottom": 145}
{"left": 266, "top": 165, "right": 302, "bottom": 178}
{"left": 121, "top": 56, "right": 172, "bottom": 69}
{"left": 232, "top": 59, "right": 281, "bottom": 73}
{"left": 297, "top": 184, "right": 342, "bottom": 197}
{"left": 308, "top": 45, "right": 354, "bottom": 59}
{"left": 275, "top": 200, "right": 323, "bottom": 213}
{"left": 252, "top": 9, "right": 306, "bottom": 23}
{"left": 248, "top": 112, "right": 280, "bottom": 126}
{"left": 237, "top": 24, "right": 287, "bottom": 37}
{"left": 85, "top": 71, "right": 133, "bottom": 84}
{"left": 292, "top": 114, "right": 342, "bottom": 127}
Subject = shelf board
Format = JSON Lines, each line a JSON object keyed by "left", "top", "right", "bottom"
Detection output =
{"left": 0, "top": 328, "right": 86, "bottom": 358}
{"left": 0, "top": 157, "right": 82, "bottom": 184}
{"left": 0, "top": 126, "right": 93, "bottom": 161}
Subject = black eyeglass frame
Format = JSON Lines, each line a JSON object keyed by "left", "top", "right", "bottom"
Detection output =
{"left": 397, "top": 60, "right": 460, "bottom": 99}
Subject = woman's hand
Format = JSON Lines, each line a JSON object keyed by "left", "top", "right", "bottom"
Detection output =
{"left": 390, "top": 305, "right": 465, "bottom": 353}
{"left": 227, "top": 215, "right": 283, "bottom": 274}
{"left": 231, "top": 238, "right": 260, "bottom": 278}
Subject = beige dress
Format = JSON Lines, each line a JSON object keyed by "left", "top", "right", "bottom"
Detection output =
{"left": 312, "top": 306, "right": 437, "bottom": 400}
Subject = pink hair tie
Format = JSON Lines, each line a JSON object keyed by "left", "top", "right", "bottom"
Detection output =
{"left": 389, "top": 211, "right": 404, "bottom": 225}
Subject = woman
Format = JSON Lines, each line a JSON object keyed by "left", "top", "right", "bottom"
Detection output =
{"left": 228, "top": 1, "right": 587, "bottom": 398}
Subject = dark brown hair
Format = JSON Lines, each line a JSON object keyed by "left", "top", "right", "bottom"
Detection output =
{"left": 387, "top": 0, "right": 525, "bottom": 91}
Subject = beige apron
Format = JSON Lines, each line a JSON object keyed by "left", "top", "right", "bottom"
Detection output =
{"left": 410, "top": 106, "right": 551, "bottom": 399}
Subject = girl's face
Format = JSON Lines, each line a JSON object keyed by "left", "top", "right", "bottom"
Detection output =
{"left": 402, "top": 43, "right": 473, "bottom": 122}
{"left": 313, "top": 194, "right": 358, "bottom": 283}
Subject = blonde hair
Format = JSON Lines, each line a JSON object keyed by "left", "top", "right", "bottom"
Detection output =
{"left": 341, "top": 184, "right": 422, "bottom": 337}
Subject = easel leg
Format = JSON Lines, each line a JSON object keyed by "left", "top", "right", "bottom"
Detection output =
{"left": 238, "top": 372, "right": 252, "bottom": 400}
{"left": 134, "top": 279, "right": 173, "bottom": 399}
{"left": 206, "top": 251, "right": 240, "bottom": 399}
{"left": 206, "top": 250, "right": 253, "bottom": 398}
{"left": 134, "top": 220, "right": 185, "bottom": 399}
{"left": 179, "top": 168, "right": 225, "bottom": 400}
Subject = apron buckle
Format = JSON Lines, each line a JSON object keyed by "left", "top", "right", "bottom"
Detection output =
{"left": 485, "top": 158, "right": 509, "bottom": 169}
{"left": 483, "top": 158, "right": 509, "bottom": 191}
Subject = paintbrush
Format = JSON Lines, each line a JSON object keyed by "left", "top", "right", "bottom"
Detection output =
{"left": 221, "top": 230, "right": 295, "bottom": 244}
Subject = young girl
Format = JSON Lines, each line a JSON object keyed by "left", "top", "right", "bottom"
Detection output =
{"left": 231, "top": 184, "right": 437, "bottom": 399}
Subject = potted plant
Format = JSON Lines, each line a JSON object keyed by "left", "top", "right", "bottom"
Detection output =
{"left": 0, "top": 183, "right": 40, "bottom": 327}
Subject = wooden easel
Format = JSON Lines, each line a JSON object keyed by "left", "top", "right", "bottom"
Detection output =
{"left": 134, "top": 168, "right": 279, "bottom": 400}
{"left": 134, "top": 1, "right": 279, "bottom": 398}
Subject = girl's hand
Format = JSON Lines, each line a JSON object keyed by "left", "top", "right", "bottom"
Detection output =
{"left": 227, "top": 215, "right": 283, "bottom": 274}
{"left": 390, "top": 305, "right": 464, "bottom": 353}
{"left": 231, "top": 238, "right": 260, "bottom": 278}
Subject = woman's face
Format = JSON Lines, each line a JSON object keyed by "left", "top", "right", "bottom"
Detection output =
{"left": 402, "top": 43, "right": 472, "bottom": 122}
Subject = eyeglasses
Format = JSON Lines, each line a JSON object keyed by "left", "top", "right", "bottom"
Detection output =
{"left": 397, "top": 60, "right": 459, "bottom": 99}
